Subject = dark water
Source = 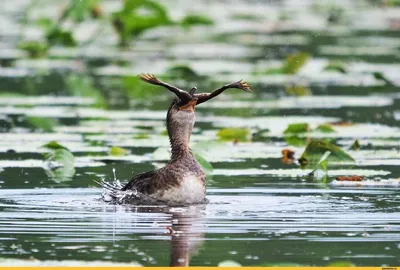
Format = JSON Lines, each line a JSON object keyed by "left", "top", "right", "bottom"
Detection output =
{"left": 0, "top": 0, "right": 400, "bottom": 266}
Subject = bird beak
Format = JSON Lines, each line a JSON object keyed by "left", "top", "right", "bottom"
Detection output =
{"left": 179, "top": 98, "right": 198, "bottom": 112}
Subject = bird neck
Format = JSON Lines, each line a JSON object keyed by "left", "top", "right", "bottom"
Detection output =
{"left": 167, "top": 123, "right": 193, "bottom": 160}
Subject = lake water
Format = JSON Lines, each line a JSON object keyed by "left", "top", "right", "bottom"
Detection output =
{"left": 0, "top": 0, "right": 399, "bottom": 266}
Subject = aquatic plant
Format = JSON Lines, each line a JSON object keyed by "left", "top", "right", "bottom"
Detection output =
{"left": 265, "top": 52, "right": 310, "bottom": 75}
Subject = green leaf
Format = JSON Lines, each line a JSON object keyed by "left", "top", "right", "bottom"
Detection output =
{"left": 65, "top": 74, "right": 106, "bottom": 108}
{"left": 372, "top": 71, "right": 394, "bottom": 86}
{"left": 181, "top": 14, "right": 214, "bottom": 29}
{"left": 217, "top": 128, "right": 250, "bottom": 142}
{"left": 351, "top": 139, "right": 361, "bottom": 150}
{"left": 324, "top": 61, "right": 347, "bottom": 73}
{"left": 285, "top": 85, "right": 312, "bottom": 96}
{"left": 122, "top": 75, "right": 160, "bottom": 100}
{"left": 45, "top": 148, "right": 75, "bottom": 181}
{"left": 315, "top": 124, "right": 336, "bottom": 133}
{"left": 298, "top": 139, "right": 354, "bottom": 168}
{"left": 193, "top": 151, "right": 213, "bottom": 177}
{"left": 35, "top": 18, "right": 54, "bottom": 31}
{"left": 25, "top": 117, "right": 56, "bottom": 132}
{"left": 231, "top": 13, "right": 263, "bottom": 21}
{"left": 167, "top": 65, "right": 199, "bottom": 80}
{"left": 112, "top": 0, "right": 171, "bottom": 47}
{"left": 46, "top": 28, "right": 77, "bottom": 47}
{"left": 326, "top": 261, "right": 355, "bottom": 267}
{"left": 281, "top": 52, "right": 310, "bottom": 74}
{"left": 68, "top": 0, "right": 100, "bottom": 22}
{"left": 284, "top": 136, "right": 307, "bottom": 146}
{"left": 134, "top": 133, "right": 150, "bottom": 139}
{"left": 41, "top": 141, "right": 69, "bottom": 150}
{"left": 18, "top": 41, "right": 49, "bottom": 58}
{"left": 109, "top": 146, "right": 130, "bottom": 156}
{"left": 283, "top": 123, "right": 310, "bottom": 134}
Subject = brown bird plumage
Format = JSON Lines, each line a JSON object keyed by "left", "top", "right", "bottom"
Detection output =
{"left": 110, "top": 74, "right": 251, "bottom": 205}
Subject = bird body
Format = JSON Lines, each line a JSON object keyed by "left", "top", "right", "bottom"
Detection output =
{"left": 100, "top": 74, "right": 251, "bottom": 206}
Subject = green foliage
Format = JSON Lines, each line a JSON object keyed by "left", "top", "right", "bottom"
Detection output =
{"left": 372, "top": 72, "right": 393, "bottom": 86}
{"left": 265, "top": 52, "right": 310, "bottom": 75}
{"left": 285, "top": 85, "right": 312, "bottom": 96}
{"left": 68, "top": 0, "right": 101, "bottom": 22}
{"left": 231, "top": 13, "right": 263, "bottom": 21}
{"left": 181, "top": 14, "right": 214, "bottom": 29}
{"left": 25, "top": 117, "right": 56, "bottom": 132}
{"left": 122, "top": 75, "right": 160, "bottom": 100}
{"left": 65, "top": 75, "right": 106, "bottom": 108}
{"left": 193, "top": 151, "right": 213, "bottom": 177}
{"left": 134, "top": 133, "right": 150, "bottom": 139}
{"left": 217, "top": 128, "right": 250, "bottom": 142}
{"left": 284, "top": 136, "right": 307, "bottom": 146}
{"left": 167, "top": 65, "right": 199, "bottom": 80}
{"left": 324, "top": 61, "right": 347, "bottom": 73}
{"left": 316, "top": 124, "right": 336, "bottom": 133}
{"left": 109, "top": 146, "right": 130, "bottom": 156}
{"left": 326, "top": 261, "right": 355, "bottom": 267}
{"left": 282, "top": 52, "right": 310, "bottom": 74}
{"left": 42, "top": 142, "right": 75, "bottom": 181}
{"left": 298, "top": 139, "right": 354, "bottom": 168}
{"left": 46, "top": 28, "right": 77, "bottom": 47}
{"left": 42, "top": 141, "right": 68, "bottom": 150}
{"left": 351, "top": 139, "right": 361, "bottom": 150}
{"left": 18, "top": 41, "right": 49, "bottom": 58}
{"left": 284, "top": 123, "right": 310, "bottom": 134}
{"left": 35, "top": 18, "right": 54, "bottom": 31}
{"left": 112, "top": 0, "right": 172, "bottom": 47}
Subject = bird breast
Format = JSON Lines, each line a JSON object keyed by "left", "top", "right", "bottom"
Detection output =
{"left": 154, "top": 173, "right": 205, "bottom": 205}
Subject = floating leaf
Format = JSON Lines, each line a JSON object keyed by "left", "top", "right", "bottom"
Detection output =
{"left": 66, "top": 75, "right": 106, "bottom": 108}
{"left": 281, "top": 52, "right": 310, "bottom": 74}
{"left": 283, "top": 123, "right": 309, "bottom": 134}
{"left": 324, "top": 61, "right": 347, "bottom": 73}
{"left": 193, "top": 151, "right": 213, "bottom": 177}
{"left": 167, "top": 65, "right": 199, "bottom": 80}
{"left": 112, "top": 0, "right": 171, "bottom": 47}
{"left": 284, "top": 136, "right": 307, "bottom": 146}
{"left": 285, "top": 85, "right": 312, "bottom": 96}
{"left": 25, "top": 117, "right": 56, "bottom": 132}
{"left": 109, "top": 146, "right": 130, "bottom": 156}
{"left": 316, "top": 124, "right": 335, "bottom": 133}
{"left": 18, "top": 41, "right": 49, "bottom": 58}
{"left": 41, "top": 141, "right": 68, "bottom": 150}
{"left": 46, "top": 28, "right": 77, "bottom": 47}
{"left": 217, "top": 128, "right": 250, "bottom": 142}
{"left": 298, "top": 139, "right": 354, "bottom": 168}
{"left": 326, "top": 261, "right": 355, "bottom": 267}
{"left": 44, "top": 148, "right": 75, "bottom": 181}
{"left": 372, "top": 71, "right": 393, "bottom": 86}
{"left": 181, "top": 14, "right": 214, "bottom": 29}
{"left": 134, "top": 133, "right": 150, "bottom": 139}
{"left": 231, "top": 13, "right": 263, "bottom": 21}
{"left": 351, "top": 139, "right": 361, "bottom": 150}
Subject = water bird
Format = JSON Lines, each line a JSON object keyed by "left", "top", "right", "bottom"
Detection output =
{"left": 100, "top": 74, "right": 251, "bottom": 205}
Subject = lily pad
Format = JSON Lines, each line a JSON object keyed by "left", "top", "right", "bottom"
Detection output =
{"left": 217, "top": 128, "right": 250, "bottom": 142}
{"left": 283, "top": 123, "right": 310, "bottom": 134}
{"left": 298, "top": 140, "right": 355, "bottom": 168}
{"left": 109, "top": 146, "right": 130, "bottom": 156}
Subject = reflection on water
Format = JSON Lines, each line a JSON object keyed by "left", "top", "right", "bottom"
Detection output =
{"left": 0, "top": 188, "right": 398, "bottom": 266}
{"left": 168, "top": 207, "right": 205, "bottom": 266}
